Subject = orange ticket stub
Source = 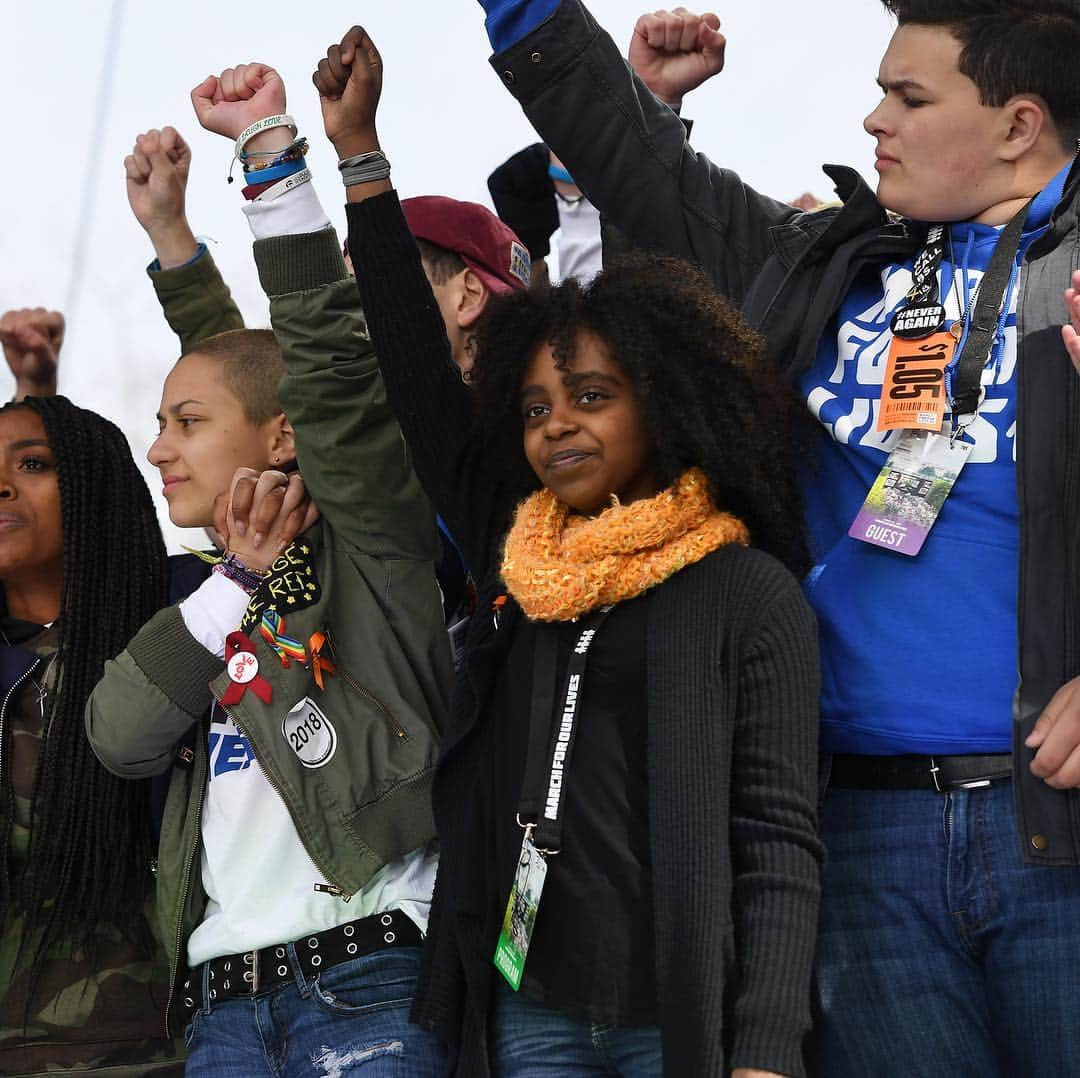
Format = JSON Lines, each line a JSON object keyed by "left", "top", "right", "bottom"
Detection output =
{"left": 877, "top": 331, "right": 957, "bottom": 432}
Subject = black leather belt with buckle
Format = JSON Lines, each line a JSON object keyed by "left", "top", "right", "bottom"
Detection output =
{"left": 829, "top": 753, "right": 1012, "bottom": 793}
{"left": 180, "top": 908, "right": 420, "bottom": 1016}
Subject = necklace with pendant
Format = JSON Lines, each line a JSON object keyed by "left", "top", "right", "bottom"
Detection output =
{"left": 0, "top": 627, "right": 56, "bottom": 718}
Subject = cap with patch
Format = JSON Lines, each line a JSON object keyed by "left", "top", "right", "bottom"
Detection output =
{"left": 402, "top": 195, "right": 531, "bottom": 295}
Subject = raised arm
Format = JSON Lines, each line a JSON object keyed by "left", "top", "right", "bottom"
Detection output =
{"left": 487, "top": 142, "right": 558, "bottom": 267}
{"left": 0, "top": 307, "right": 62, "bottom": 399}
{"left": 125, "top": 125, "right": 244, "bottom": 350}
{"left": 315, "top": 25, "right": 522, "bottom": 578}
{"left": 480, "top": 1, "right": 797, "bottom": 305}
{"left": 185, "top": 60, "right": 438, "bottom": 560}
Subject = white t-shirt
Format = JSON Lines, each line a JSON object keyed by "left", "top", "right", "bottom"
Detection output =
{"left": 180, "top": 571, "right": 436, "bottom": 967}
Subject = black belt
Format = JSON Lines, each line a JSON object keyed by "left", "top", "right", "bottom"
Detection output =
{"left": 181, "top": 909, "right": 420, "bottom": 1015}
{"left": 829, "top": 753, "right": 1012, "bottom": 793}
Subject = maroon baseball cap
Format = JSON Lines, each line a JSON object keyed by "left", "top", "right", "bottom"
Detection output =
{"left": 402, "top": 196, "right": 531, "bottom": 295}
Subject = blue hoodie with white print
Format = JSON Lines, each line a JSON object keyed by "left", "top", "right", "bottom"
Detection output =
{"left": 800, "top": 162, "right": 1070, "bottom": 755}
{"left": 477, "top": 0, "right": 1071, "bottom": 756}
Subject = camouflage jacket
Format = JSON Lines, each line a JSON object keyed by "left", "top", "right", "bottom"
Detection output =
{"left": 0, "top": 624, "right": 183, "bottom": 1075}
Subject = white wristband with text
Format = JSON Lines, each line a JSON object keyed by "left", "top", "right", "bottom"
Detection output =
{"left": 235, "top": 114, "right": 297, "bottom": 157}
{"left": 256, "top": 168, "right": 313, "bottom": 203}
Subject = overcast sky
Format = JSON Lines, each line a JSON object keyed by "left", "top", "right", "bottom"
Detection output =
{"left": 3, "top": 1, "right": 894, "bottom": 551}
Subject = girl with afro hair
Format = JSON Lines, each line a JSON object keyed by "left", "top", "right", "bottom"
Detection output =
{"left": 350, "top": 185, "right": 823, "bottom": 1078}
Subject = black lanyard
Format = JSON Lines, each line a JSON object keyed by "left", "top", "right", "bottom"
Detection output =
{"left": 907, "top": 224, "right": 947, "bottom": 306}
{"left": 517, "top": 605, "right": 614, "bottom": 854}
{"left": 949, "top": 199, "right": 1032, "bottom": 417}
{"left": 892, "top": 225, "right": 948, "bottom": 339}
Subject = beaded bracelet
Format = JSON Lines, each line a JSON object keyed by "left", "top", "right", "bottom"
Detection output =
{"left": 213, "top": 552, "right": 269, "bottom": 594}
{"left": 243, "top": 137, "right": 309, "bottom": 170}
{"left": 243, "top": 158, "right": 306, "bottom": 185}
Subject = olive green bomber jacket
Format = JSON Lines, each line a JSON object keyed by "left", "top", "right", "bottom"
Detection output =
{"left": 144, "top": 243, "right": 245, "bottom": 352}
{"left": 85, "top": 230, "right": 453, "bottom": 1027}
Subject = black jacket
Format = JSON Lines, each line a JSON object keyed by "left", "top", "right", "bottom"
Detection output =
{"left": 492, "top": 0, "right": 1080, "bottom": 866}
{"left": 347, "top": 190, "right": 823, "bottom": 1077}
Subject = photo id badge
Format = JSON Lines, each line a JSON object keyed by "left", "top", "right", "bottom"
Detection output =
{"left": 494, "top": 829, "right": 548, "bottom": 991}
{"left": 849, "top": 429, "right": 972, "bottom": 556}
{"left": 877, "top": 331, "right": 957, "bottom": 433}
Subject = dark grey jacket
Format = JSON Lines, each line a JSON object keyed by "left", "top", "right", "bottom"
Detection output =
{"left": 493, "top": 0, "right": 1080, "bottom": 865}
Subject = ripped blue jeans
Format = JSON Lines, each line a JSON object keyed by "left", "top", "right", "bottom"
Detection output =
{"left": 184, "top": 946, "right": 446, "bottom": 1077}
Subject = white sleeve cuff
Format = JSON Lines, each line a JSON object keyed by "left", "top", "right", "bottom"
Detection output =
{"left": 555, "top": 197, "right": 603, "bottom": 285}
{"left": 242, "top": 180, "right": 333, "bottom": 239}
{"left": 179, "top": 571, "right": 254, "bottom": 659}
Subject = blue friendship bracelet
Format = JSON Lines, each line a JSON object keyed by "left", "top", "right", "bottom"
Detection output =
{"left": 548, "top": 161, "right": 575, "bottom": 185}
{"left": 244, "top": 158, "right": 306, "bottom": 184}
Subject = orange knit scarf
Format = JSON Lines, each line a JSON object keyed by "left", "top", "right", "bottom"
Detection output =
{"left": 501, "top": 468, "right": 749, "bottom": 621}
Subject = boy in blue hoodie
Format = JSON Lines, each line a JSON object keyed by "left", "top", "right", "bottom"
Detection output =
{"left": 472, "top": 0, "right": 1080, "bottom": 1074}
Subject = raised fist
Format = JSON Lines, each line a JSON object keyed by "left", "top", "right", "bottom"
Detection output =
{"left": 124, "top": 127, "right": 190, "bottom": 235}
{"left": 191, "top": 63, "right": 287, "bottom": 143}
{"left": 629, "top": 8, "right": 726, "bottom": 108}
{"left": 0, "top": 308, "right": 63, "bottom": 398}
{"left": 312, "top": 26, "right": 383, "bottom": 159}
{"left": 215, "top": 467, "right": 319, "bottom": 571}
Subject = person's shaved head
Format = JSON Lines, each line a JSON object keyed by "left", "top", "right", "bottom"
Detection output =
{"left": 176, "top": 329, "right": 284, "bottom": 423}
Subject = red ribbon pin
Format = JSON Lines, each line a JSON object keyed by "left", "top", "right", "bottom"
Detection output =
{"left": 219, "top": 631, "right": 273, "bottom": 707}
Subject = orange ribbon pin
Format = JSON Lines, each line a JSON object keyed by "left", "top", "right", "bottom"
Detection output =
{"left": 307, "top": 630, "right": 337, "bottom": 691}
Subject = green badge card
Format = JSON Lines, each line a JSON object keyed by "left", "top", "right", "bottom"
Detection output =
{"left": 494, "top": 831, "right": 548, "bottom": 990}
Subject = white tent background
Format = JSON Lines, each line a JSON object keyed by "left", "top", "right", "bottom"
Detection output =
{"left": 2, "top": 1, "right": 893, "bottom": 552}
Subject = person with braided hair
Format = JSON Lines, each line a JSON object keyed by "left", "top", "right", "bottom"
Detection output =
{"left": 0, "top": 394, "right": 185, "bottom": 1074}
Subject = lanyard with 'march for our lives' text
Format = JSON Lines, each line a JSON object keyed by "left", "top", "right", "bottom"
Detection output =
{"left": 519, "top": 604, "right": 614, "bottom": 854}
{"left": 494, "top": 603, "right": 615, "bottom": 990}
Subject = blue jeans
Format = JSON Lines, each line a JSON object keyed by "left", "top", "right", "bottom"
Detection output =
{"left": 492, "top": 981, "right": 662, "bottom": 1076}
{"left": 184, "top": 945, "right": 446, "bottom": 1077}
{"left": 810, "top": 780, "right": 1080, "bottom": 1077}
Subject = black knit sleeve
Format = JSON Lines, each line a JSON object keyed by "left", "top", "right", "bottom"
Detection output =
{"left": 729, "top": 565, "right": 823, "bottom": 1077}
{"left": 346, "top": 191, "right": 512, "bottom": 581}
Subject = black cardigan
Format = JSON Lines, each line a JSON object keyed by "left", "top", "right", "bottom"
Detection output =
{"left": 347, "top": 191, "right": 824, "bottom": 1078}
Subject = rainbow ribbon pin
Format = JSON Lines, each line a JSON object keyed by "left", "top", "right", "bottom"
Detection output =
{"left": 259, "top": 610, "right": 306, "bottom": 668}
